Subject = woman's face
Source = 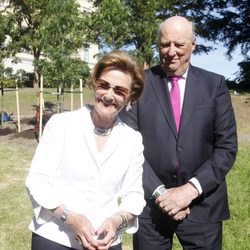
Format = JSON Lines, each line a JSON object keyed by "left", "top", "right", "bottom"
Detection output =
{"left": 94, "top": 69, "right": 132, "bottom": 120}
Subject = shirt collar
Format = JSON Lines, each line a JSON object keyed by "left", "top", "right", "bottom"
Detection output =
{"left": 182, "top": 68, "right": 188, "bottom": 79}
{"left": 167, "top": 68, "right": 189, "bottom": 80}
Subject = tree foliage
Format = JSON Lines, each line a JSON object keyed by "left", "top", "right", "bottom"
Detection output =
{"left": 202, "top": 0, "right": 249, "bottom": 86}
{"left": 203, "top": 0, "right": 249, "bottom": 60}
{"left": 37, "top": 58, "right": 89, "bottom": 88}
{"left": 35, "top": 0, "right": 90, "bottom": 87}
{"left": 0, "top": 11, "right": 8, "bottom": 61}
{"left": 235, "top": 60, "right": 250, "bottom": 89}
{"left": 1, "top": 0, "right": 248, "bottom": 86}
{"left": 86, "top": 0, "right": 249, "bottom": 70}
{"left": 1, "top": 0, "right": 89, "bottom": 88}
{"left": 86, "top": 0, "right": 163, "bottom": 67}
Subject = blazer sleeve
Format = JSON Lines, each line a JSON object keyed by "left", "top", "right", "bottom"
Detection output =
{"left": 194, "top": 76, "right": 238, "bottom": 195}
{"left": 25, "top": 114, "right": 66, "bottom": 218}
{"left": 120, "top": 104, "right": 164, "bottom": 199}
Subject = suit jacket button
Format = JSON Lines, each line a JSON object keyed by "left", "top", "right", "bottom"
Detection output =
{"left": 177, "top": 146, "right": 182, "bottom": 152}
{"left": 173, "top": 174, "right": 177, "bottom": 179}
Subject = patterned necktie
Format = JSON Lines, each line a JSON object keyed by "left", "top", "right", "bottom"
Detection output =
{"left": 170, "top": 76, "right": 181, "bottom": 132}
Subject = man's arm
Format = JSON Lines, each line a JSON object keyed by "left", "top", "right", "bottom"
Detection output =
{"left": 120, "top": 103, "right": 164, "bottom": 200}
{"left": 194, "top": 77, "right": 237, "bottom": 194}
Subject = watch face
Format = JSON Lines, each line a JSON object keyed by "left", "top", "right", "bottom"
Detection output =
{"left": 153, "top": 186, "right": 165, "bottom": 198}
{"left": 153, "top": 191, "right": 161, "bottom": 198}
{"left": 61, "top": 213, "right": 66, "bottom": 222}
{"left": 61, "top": 208, "right": 69, "bottom": 223}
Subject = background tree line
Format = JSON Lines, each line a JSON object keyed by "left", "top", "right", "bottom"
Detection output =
{"left": 0, "top": 0, "right": 249, "bottom": 90}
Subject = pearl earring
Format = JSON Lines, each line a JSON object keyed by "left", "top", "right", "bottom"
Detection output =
{"left": 126, "top": 101, "right": 132, "bottom": 111}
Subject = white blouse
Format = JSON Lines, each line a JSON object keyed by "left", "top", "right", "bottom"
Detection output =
{"left": 26, "top": 105, "right": 145, "bottom": 249}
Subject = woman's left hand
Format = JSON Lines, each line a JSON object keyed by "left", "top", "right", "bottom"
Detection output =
{"left": 95, "top": 216, "right": 121, "bottom": 250}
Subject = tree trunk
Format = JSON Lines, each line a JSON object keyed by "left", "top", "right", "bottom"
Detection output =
{"left": 33, "top": 68, "right": 39, "bottom": 89}
{"left": 33, "top": 49, "right": 40, "bottom": 89}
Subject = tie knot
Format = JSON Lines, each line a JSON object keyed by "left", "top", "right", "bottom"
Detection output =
{"left": 170, "top": 76, "right": 180, "bottom": 87}
{"left": 170, "top": 76, "right": 180, "bottom": 84}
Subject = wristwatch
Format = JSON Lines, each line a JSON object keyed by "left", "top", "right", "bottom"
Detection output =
{"left": 152, "top": 185, "right": 166, "bottom": 199}
{"left": 60, "top": 207, "right": 69, "bottom": 223}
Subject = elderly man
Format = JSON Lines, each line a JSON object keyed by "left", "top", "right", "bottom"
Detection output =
{"left": 120, "top": 16, "right": 237, "bottom": 249}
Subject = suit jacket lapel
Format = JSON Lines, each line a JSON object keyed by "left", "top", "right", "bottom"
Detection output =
{"left": 149, "top": 66, "right": 178, "bottom": 139}
{"left": 179, "top": 66, "right": 198, "bottom": 135}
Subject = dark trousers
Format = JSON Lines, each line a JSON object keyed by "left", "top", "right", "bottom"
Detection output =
{"left": 32, "top": 233, "right": 121, "bottom": 250}
{"left": 133, "top": 216, "right": 222, "bottom": 250}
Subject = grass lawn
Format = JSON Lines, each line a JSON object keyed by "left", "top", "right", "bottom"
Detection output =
{"left": 0, "top": 88, "right": 249, "bottom": 250}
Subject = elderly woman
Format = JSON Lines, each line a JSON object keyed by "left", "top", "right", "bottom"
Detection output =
{"left": 26, "top": 50, "right": 145, "bottom": 250}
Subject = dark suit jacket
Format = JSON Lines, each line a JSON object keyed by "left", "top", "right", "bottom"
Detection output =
{"left": 120, "top": 65, "right": 237, "bottom": 223}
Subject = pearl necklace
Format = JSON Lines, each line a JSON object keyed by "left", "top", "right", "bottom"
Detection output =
{"left": 93, "top": 126, "right": 113, "bottom": 136}
{"left": 88, "top": 104, "right": 113, "bottom": 136}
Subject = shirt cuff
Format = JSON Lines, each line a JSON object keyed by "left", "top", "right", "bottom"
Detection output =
{"left": 152, "top": 185, "right": 165, "bottom": 198}
{"left": 189, "top": 177, "right": 202, "bottom": 195}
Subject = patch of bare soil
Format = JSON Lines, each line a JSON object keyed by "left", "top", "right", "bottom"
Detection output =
{"left": 0, "top": 116, "right": 38, "bottom": 148}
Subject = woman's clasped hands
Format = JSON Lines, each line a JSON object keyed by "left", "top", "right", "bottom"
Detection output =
{"left": 68, "top": 211, "right": 122, "bottom": 250}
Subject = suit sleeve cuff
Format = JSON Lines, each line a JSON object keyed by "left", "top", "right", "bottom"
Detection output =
{"left": 188, "top": 177, "right": 202, "bottom": 195}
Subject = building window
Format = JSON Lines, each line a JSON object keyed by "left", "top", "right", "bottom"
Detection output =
{"left": 83, "top": 45, "right": 89, "bottom": 63}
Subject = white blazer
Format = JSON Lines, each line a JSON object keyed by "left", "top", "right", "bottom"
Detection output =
{"left": 26, "top": 105, "right": 145, "bottom": 249}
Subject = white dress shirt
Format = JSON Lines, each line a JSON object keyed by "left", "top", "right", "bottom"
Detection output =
{"left": 26, "top": 105, "right": 145, "bottom": 249}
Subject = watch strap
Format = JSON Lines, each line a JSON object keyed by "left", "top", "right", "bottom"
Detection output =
{"left": 152, "top": 185, "right": 166, "bottom": 199}
{"left": 60, "top": 207, "right": 69, "bottom": 223}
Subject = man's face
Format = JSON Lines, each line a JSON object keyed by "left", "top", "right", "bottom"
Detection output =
{"left": 159, "top": 22, "right": 195, "bottom": 76}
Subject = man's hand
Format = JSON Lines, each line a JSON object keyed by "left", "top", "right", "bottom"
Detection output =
{"left": 155, "top": 183, "right": 199, "bottom": 219}
{"left": 171, "top": 207, "right": 190, "bottom": 221}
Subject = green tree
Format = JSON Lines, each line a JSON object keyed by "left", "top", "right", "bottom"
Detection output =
{"left": 0, "top": 10, "right": 7, "bottom": 62}
{"left": 0, "top": 7, "right": 12, "bottom": 72}
{"left": 0, "top": 11, "right": 11, "bottom": 89}
{"left": 235, "top": 60, "right": 250, "bottom": 89}
{"left": 202, "top": 0, "right": 249, "bottom": 60}
{"left": 37, "top": 57, "right": 89, "bottom": 88}
{"left": 35, "top": 0, "right": 90, "bottom": 87}
{"left": 87, "top": 0, "right": 248, "bottom": 70}
{"left": 87, "top": 0, "right": 215, "bottom": 67}
{"left": 2, "top": 0, "right": 88, "bottom": 88}
{"left": 86, "top": 0, "right": 222, "bottom": 67}
{"left": 201, "top": 0, "right": 249, "bottom": 87}
{"left": 86, "top": 0, "right": 163, "bottom": 67}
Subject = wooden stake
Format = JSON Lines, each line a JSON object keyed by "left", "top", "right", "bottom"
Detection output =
{"left": 39, "top": 75, "right": 43, "bottom": 141}
{"left": 0, "top": 85, "right": 3, "bottom": 129}
{"left": 70, "top": 83, "right": 73, "bottom": 111}
{"left": 57, "top": 86, "right": 61, "bottom": 113}
{"left": 80, "top": 79, "right": 83, "bottom": 107}
{"left": 15, "top": 80, "right": 21, "bottom": 132}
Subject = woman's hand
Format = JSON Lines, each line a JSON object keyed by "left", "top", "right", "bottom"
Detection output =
{"left": 95, "top": 215, "right": 121, "bottom": 250}
{"left": 67, "top": 211, "right": 98, "bottom": 250}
